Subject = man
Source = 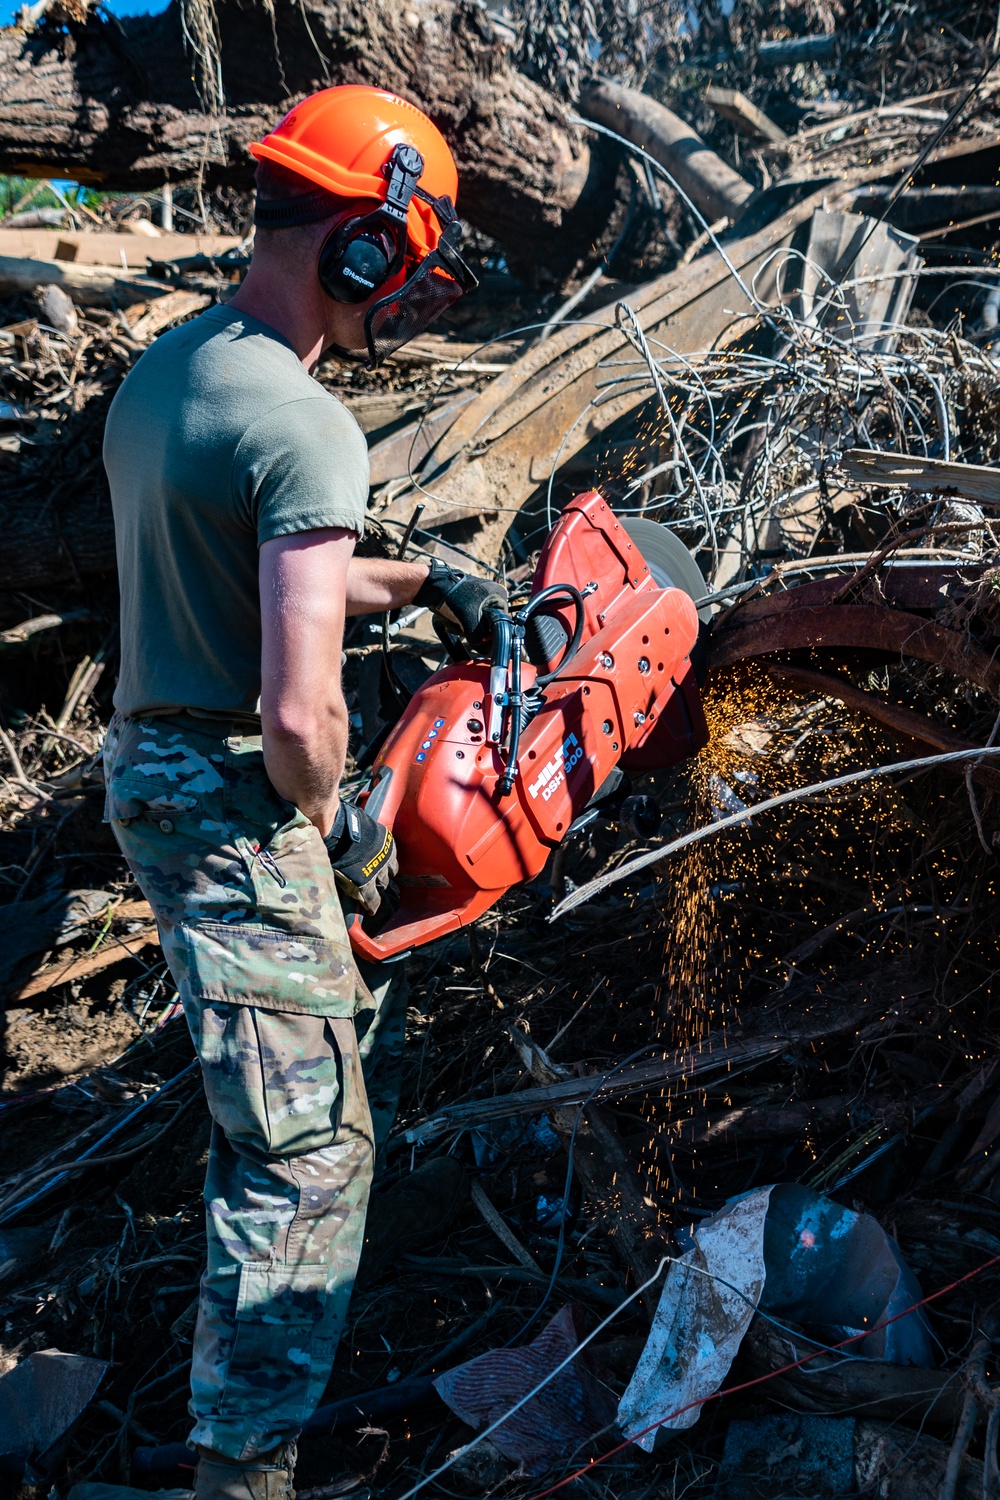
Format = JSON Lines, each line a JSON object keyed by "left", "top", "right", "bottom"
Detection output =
{"left": 102, "top": 85, "right": 503, "bottom": 1500}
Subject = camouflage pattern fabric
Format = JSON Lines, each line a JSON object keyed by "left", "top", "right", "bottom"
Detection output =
{"left": 103, "top": 712, "right": 404, "bottom": 1460}
{"left": 103, "top": 712, "right": 362, "bottom": 1019}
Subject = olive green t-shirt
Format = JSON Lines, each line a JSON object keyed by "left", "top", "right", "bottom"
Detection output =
{"left": 104, "top": 304, "right": 368, "bottom": 718}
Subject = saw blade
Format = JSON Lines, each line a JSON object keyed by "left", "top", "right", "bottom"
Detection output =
{"left": 622, "top": 518, "right": 712, "bottom": 622}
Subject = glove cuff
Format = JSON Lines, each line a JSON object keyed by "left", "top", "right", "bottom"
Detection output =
{"left": 323, "top": 801, "right": 360, "bottom": 860}
{"left": 414, "top": 557, "right": 463, "bottom": 612}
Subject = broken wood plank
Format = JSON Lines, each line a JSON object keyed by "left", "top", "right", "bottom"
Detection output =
{"left": 469, "top": 1180, "right": 542, "bottom": 1271}
{"left": 765, "top": 88, "right": 988, "bottom": 150}
{"left": 126, "top": 289, "right": 211, "bottom": 343}
{"left": 840, "top": 448, "right": 1000, "bottom": 504}
{"left": 0, "top": 227, "right": 239, "bottom": 267}
{"left": 704, "top": 87, "right": 788, "bottom": 144}
{"left": 368, "top": 390, "right": 478, "bottom": 489}
{"left": 114, "top": 898, "right": 154, "bottom": 921}
{"left": 16, "top": 923, "right": 159, "bottom": 1000}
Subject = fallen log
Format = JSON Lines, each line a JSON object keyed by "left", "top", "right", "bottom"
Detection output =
{"left": 0, "top": 0, "right": 597, "bottom": 267}
{"left": 578, "top": 79, "right": 755, "bottom": 222}
{"left": 0, "top": 252, "right": 169, "bottom": 304}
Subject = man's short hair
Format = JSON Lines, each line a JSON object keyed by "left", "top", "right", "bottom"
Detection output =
{"left": 253, "top": 158, "right": 350, "bottom": 240}
{"left": 254, "top": 158, "right": 321, "bottom": 201}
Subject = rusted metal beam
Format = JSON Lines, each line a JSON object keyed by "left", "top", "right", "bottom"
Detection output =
{"left": 723, "top": 563, "right": 983, "bottom": 624}
{"left": 711, "top": 604, "right": 1000, "bottom": 697}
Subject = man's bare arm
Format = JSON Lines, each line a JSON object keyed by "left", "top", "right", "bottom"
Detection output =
{"left": 260, "top": 528, "right": 356, "bottom": 838}
{"left": 346, "top": 556, "right": 428, "bottom": 615}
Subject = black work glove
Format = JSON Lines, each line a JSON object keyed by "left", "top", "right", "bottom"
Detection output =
{"left": 324, "top": 802, "right": 399, "bottom": 916}
{"left": 415, "top": 559, "right": 507, "bottom": 652}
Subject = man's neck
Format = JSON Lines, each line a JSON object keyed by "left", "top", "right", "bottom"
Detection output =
{"left": 228, "top": 273, "right": 326, "bottom": 373}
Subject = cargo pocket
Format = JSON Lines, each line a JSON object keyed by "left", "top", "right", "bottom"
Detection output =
{"left": 183, "top": 921, "right": 357, "bottom": 1017}
{"left": 106, "top": 773, "right": 202, "bottom": 812}
{"left": 222, "top": 1261, "right": 329, "bottom": 1421}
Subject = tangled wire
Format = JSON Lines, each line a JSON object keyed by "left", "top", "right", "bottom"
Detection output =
{"left": 565, "top": 256, "right": 1000, "bottom": 588}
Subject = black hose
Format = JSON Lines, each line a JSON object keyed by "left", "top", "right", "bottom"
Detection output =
{"left": 522, "top": 583, "right": 585, "bottom": 688}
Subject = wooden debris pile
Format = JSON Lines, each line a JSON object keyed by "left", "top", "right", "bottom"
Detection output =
{"left": 5, "top": 3, "right": 1000, "bottom": 1497}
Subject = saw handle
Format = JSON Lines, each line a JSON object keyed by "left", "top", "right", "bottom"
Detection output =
{"left": 522, "top": 583, "right": 585, "bottom": 687}
{"left": 497, "top": 585, "right": 586, "bottom": 795}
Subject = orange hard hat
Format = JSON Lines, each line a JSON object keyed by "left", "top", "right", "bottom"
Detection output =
{"left": 250, "top": 85, "right": 459, "bottom": 260}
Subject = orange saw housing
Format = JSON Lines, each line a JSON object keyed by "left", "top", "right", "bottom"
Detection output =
{"left": 348, "top": 492, "right": 708, "bottom": 960}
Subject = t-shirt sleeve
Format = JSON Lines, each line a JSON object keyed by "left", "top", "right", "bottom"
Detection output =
{"left": 232, "top": 395, "right": 369, "bottom": 545}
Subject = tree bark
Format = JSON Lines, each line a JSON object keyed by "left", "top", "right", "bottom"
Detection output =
{"left": 0, "top": 0, "right": 599, "bottom": 262}
{"left": 0, "top": 474, "right": 117, "bottom": 593}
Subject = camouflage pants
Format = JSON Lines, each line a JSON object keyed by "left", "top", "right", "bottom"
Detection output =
{"left": 103, "top": 712, "right": 406, "bottom": 1461}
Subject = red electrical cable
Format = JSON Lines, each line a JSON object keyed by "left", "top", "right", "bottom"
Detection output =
{"left": 522, "top": 1249, "right": 1000, "bottom": 1500}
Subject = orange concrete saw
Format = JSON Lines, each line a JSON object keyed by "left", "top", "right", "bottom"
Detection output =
{"left": 347, "top": 490, "right": 709, "bottom": 961}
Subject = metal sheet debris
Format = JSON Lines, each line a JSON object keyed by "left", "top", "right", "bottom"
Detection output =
{"left": 433, "top": 1305, "right": 617, "bottom": 1471}
{"left": 619, "top": 1185, "right": 932, "bottom": 1449}
{"left": 0, "top": 1350, "right": 107, "bottom": 1481}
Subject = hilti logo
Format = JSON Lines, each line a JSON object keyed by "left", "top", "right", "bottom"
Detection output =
{"left": 528, "top": 732, "right": 584, "bottom": 801}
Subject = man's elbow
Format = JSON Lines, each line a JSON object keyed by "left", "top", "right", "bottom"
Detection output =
{"left": 261, "top": 695, "right": 347, "bottom": 749}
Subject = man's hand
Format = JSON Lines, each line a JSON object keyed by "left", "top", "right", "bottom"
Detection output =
{"left": 415, "top": 559, "right": 507, "bottom": 651}
{"left": 324, "top": 802, "right": 399, "bottom": 914}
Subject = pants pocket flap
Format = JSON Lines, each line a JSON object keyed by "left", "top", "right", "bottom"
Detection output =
{"left": 184, "top": 921, "right": 355, "bottom": 1012}
{"left": 106, "top": 780, "right": 202, "bottom": 819}
{"left": 236, "top": 1262, "right": 327, "bottom": 1323}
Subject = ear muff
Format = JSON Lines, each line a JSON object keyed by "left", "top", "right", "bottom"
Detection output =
{"left": 318, "top": 217, "right": 400, "bottom": 304}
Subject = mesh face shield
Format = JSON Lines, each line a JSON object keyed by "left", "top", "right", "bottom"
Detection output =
{"left": 362, "top": 221, "right": 477, "bottom": 366}
{"left": 327, "top": 199, "right": 478, "bottom": 369}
